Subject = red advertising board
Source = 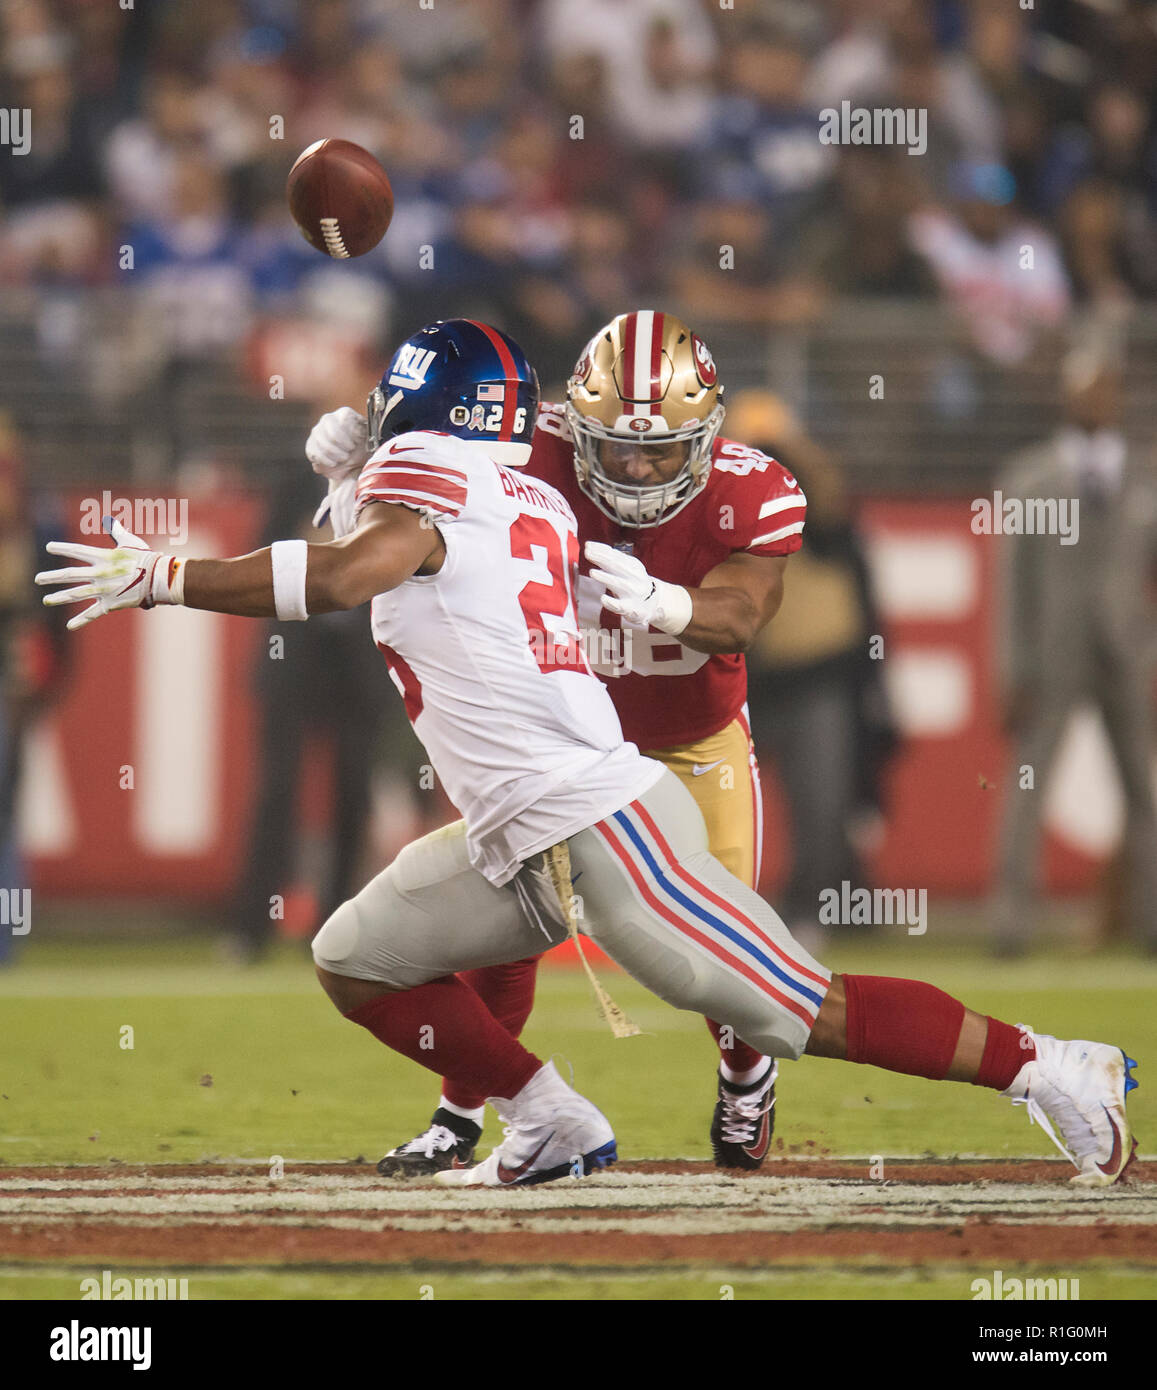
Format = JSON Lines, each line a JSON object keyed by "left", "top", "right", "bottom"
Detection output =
{"left": 27, "top": 494, "right": 1120, "bottom": 904}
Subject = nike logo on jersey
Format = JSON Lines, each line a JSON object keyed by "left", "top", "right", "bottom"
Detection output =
{"left": 495, "top": 1133, "right": 555, "bottom": 1184}
{"left": 692, "top": 759, "right": 725, "bottom": 777}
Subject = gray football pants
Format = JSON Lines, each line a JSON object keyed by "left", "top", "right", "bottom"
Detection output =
{"left": 312, "top": 769, "right": 832, "bottom": 1059}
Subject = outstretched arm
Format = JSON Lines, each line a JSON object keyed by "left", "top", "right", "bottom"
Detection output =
{"left": 36, "top": 502, "right": 442, "bottom": 630}
{"left": 185, "top": 503, "right": 443, "bottom": 616}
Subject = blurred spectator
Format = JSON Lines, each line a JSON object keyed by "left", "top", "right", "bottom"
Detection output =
{"left": 601, "top": 15, "right": 715, "bottom": 170}
{"left": 0, "top": 44, "right": 105, "bottom": 286}
{"left": 1002, "top": 86, "right": 1056, "bottom": 220}
{"left": 909, "top": 161, "right": 1070, "bottom": 368}
{"left": 951, "top": 0, "right": 1025, "bottom": 120}
{"left": 564, "top": 203, "right": 642, "bottom": 336}
{"left": 369, "top": 0, "right": 502, "bottom": 77}
{"left": 804, "top": 0, "right": 894, "bottom": 111}
{"left": 434, "top": 46, "right": 511, "bottom": 163}
{"left": 706, "top": 23, "right": 834, "bottom": 235}
{"left": 671, "top": 198, "right": 828, "bottom": 329}
{"left": 992, "top": 346, "right": 1157, "bottom": 955}
{"left": 0, "top": 48, "right": 103, "bottom": 210}
{"left": 1033, "top": 0, "right": 1157, "bottom": 106}
{"left": 734, "top": 390, "right": 897, "bottom": 948}
{"left": 117, "top": 154, "right": 257, "bottom": 470}
{"left": 809, "top": 0, "right": 1005, "bottom": 182}
{"left": 127, "top": 155, "right": 254, "bottom": 359}
{"left": 546, "top": 50, "right": 627, "bottom": 205}
{"left": 907, "top": 160, "right": 1070, "bottom": 426}
{"left": 539, "top": 0, "right": 716, "bottom": 160}
{"left": 104, "top": 72, "right": 204, "bottom": 224}
{"left": 1055, "top": 85, "right": 1157, "bottom": 306}
{"left": 810, "top": 149, "right": 930, "bottom": 295}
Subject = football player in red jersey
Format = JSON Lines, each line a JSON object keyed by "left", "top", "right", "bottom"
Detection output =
{"left": 369, "top": 311, "right": 807, "bottom": 1176}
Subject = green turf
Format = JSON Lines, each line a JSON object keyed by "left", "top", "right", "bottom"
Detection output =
{"left": 0, "top": 1263, "right": 1152, "bottom": 1301}
{"left": 1, "top": 935, "right": 1153, "bottom": 1166}
{"left": 2, "top": 934, "right": 1154, "bottom": 1302}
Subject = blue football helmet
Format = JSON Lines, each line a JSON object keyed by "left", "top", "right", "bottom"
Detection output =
{"left": 367, "top": 319, "right": 539, "bottom": 466}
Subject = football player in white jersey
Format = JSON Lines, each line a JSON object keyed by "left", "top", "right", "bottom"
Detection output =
{"left": 38, "top": 320, "right": 1138, "bottom": 1188}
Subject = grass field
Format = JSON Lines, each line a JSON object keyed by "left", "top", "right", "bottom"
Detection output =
{"left": 2, "top": 931, "right": 1155, "bottom": 1300}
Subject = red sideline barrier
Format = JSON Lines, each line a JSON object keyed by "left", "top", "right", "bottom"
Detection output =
{"left": 27, "top": 491, "right": 266, "bottom": 898}
{"left": 27, "top": 493, "right": 1119, "bottom": 907}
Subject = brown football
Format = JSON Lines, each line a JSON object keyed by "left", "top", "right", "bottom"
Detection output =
{"left": 287, "top": 138, "right": 394, "bottom": 259}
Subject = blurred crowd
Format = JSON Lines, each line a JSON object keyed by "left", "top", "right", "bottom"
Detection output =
{"left": 1, "top": 0, "right": 1156, "bottom": 387}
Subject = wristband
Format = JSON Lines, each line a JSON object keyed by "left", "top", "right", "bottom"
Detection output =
{"left": 652, "top": 580, "right": 693, "bottom": 636}
{"left": 143, "top": 555, "right": 186, "bottom": 608}
{"left": 271, "top": 539, "right": 310, "bottom": 621}
{"left": 169, "top": 557, "right": 186, "bottom": 605}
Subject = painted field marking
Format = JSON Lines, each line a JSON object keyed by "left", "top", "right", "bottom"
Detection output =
{"left": 1, "top": 1171, "right": 1154, "bottom": 1239}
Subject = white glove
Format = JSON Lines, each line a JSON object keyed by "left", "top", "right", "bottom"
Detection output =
{"left": 312, "top": 474, "right": 360, "bottom": 539}
{"left": 36, "top": 518, "right": 185, "bottom": 631}
{"left": 585, "top": 540, "right": 693, "bottom": 636}
{"left": 306, "top": 406, "right": 369, "bottom": 480}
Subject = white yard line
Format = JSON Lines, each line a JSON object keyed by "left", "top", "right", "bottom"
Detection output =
{"left": 1, "top": 1174, "right": 1153, "bottom": 1233}
{"left": 7, "top": 1207, "right": 1157, "bottom": 1236}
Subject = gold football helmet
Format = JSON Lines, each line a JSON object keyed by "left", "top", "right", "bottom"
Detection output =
{"left": 565, "top": 310, "right": 725, "bottom": 527}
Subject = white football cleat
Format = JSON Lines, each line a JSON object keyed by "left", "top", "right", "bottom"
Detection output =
{"left": 436, "top": 1061, "right": 616, "bottom": 1187}
{"left": 1002, "top": 1029, "right": 1139, "bottom": 1187}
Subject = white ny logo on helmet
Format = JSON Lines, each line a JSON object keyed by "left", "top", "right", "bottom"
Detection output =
{"left": 389, "top": 345, "right": 437, "bottom": 390}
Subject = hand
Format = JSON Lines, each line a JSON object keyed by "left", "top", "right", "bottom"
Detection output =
{"left": 306, "top": 407, "right": 369, "bottom": 479}
{"left": 312, "top": 475, "right": 360, "bottom": 539}
{"left": 35, "top": 518, "right": 183, "bottom": 631}
{"left": 584, "top": 540, "right": 692, "bottom": 636}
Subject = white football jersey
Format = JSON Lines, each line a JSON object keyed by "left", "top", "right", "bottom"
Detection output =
{"left": 354, "top": 431, "right": 663, "bottom": 885}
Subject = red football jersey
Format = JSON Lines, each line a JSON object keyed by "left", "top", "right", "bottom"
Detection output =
{"left": 526, "top": 403, "right": 806, "bottom": 748}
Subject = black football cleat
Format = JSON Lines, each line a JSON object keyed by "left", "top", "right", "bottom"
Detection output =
{"left": 710, "top": 1062, "right": 777, "bottom": 1170}
{"left": 377, "top": 1107, "right": 481, "bottom": 1178}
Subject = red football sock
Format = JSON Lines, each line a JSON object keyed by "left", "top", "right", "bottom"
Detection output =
{"left": 974, "top": 1017, "right": 1036, "bottom": 1091}
{"left": 705, "top": 1017, "right": 765, "bottom": 1076}
{"left": 442, "top": 955, "right": 543, "bottom": 1110}
{"left": 346, "top": 976, "right": 541, "bottom": 1102}
{"left": 842, "top": 975, "right": 965, "bottom": 1081}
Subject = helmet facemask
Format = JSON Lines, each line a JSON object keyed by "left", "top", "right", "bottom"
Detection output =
{"left": 366, "top": 385, "right": 387, "bottom": 451}
{"left": 566, "top": 400, "right": 724, "bottom": 527}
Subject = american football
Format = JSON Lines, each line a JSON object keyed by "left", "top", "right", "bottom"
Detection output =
{"left": 287, "top": 138, "right": 394, "bottom": 259}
